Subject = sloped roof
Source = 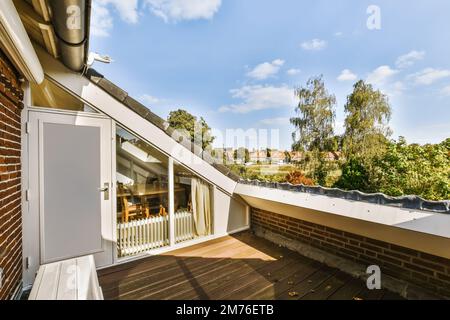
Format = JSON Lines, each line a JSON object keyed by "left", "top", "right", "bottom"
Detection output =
{"left": 84, "top": 68, "right": 240, "bottom": 182}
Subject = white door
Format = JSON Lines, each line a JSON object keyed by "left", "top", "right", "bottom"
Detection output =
{"left": 26, "top": 109, "right": 113, "bottom": 281}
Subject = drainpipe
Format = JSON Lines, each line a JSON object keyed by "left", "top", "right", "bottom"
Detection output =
{"left": 0, "top": 0, "right": 44, "bottom": 84}
{"left": 48, "top": 0, "right": 90, "bottom": 71}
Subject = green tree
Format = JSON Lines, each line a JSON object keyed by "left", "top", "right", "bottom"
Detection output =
{"left": 167, "top": 109, "right": 215, "bottom": 151}
{"left": 372, "top": 137, "right": 450, "bottom": 200}
{"left": 290, "top": 75, "right": 336, "bottom": 152}
{"left": 342, "top": 80, "right": 392, "bottom": 161}
{"left": 233, "top": 148, "right": 250, "bottom": 163}
{"left": 334, "top": 157, "right": 372, "bottom": 192}
{"left": 290, "top": 76, "right": 336, "bottom": 181}
{"left": 284, "top": 151, "right": 292, "bottom": 163}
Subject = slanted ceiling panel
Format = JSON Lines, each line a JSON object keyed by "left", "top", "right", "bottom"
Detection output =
{"left": 14, "top": 0, "right": 58, "bottom": 58}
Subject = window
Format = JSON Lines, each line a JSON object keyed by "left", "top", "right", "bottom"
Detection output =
{"left": 115, "top": 126, "right": 214, "bottom": 257}
{"left": 116, "top": 126, "right": 170, "bottom": 256}
{"left": 174, "top": 163, "right": 213, "bottom": 243}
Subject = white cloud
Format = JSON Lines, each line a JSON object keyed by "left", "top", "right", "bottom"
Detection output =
{"left": 409, "top": 68, "right": 450, "bottom": 85}
{"left": 337, "top": 69, "right": 357, "bottom": 82}
{"left": 91, "top": 0, "right": 139, "bottom": 37}
{"left": 219, "top": 85, "right": 296, "bottom": 114}
{"left": 138, "top": 94, "right": 162, "bottom": 105}
{"left": 247, "top": 59, "right": 284, "bottom": 80}
{"left": 145, "top": 0, "right": 221, "bottom": 22}
{"left": 441, "top": 84, "right": 450, "bottom": 96}
{"left": 286, "top": 68, "right": 301, "bottom": 76}
{"left": 396, "top": 50, "right": 425, "bottom": 69}
{"left": 367, "top": 65, "right": 398, "bottom": 86}
{"left": 301, "top": 39, "right": 327, "bottom": 51}
{"left": 334, "top": 32, "right": 343, "bottom": 37}
{"left": 91, "top": 1, "right": 113, "bottom": 37}
{"left": 389, "top": 81, "right": 406, "bottom": 96}
{"left": 259, "top": 117, "right": 290, "bottom": 125}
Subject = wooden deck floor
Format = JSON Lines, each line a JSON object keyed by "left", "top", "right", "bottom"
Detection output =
{"left": 98, "top": 232, "right": 404, "bottom": 300}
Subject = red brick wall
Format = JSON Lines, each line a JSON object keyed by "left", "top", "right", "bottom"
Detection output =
{"left": 0, "top": 51, "right": 23, "bottom": 300}
{"left": 251, "top": 208, "right": 450, "bottom": 298}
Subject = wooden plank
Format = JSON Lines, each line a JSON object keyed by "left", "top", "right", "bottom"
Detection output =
{"left": 353, "top": 287, "right": 387, "bottom": 300}
{"left": 120, "top": 257, "right": 235, "bottom": 300}
{"left": 130, "top": 239, "right": 296, "bottom": 299}
{"left": 301, "top": 271, "right": 352, "bottom": 300}
{"left": 147, "top": 248, "right": 292, "bottom": 300}
{"left": 142, "top": 254, "right": 261, "bottom": 299}
{"left": 103, "top": 252, "right": 236, "bottom": 299}
{"left": 205, "top": 254, "right": 299, "bottom": 300}
{"left": 328, "top": 277, "right": 367, "bottom": 300}
{"left": 76, "top": 256, "right": 95, "bottom": 300}
{"left": 56, "top": 260, "right": 77, "bottom": 300}
{"left": 35, "top": 263, "right": 61, "bottom": 300}
{"left": 382, "top": 290, "right": 405, "bottom": 300}
{"left": 276, "top": 265, "right": 338, "bottom": 300}
{"left": 28, "top": 263, "right": 46, "bottom": 300}
{"left": 245, "top": 259, "right": 322, "bottom": 300}
{"left": 100, "top": 237, "right": 250, "bottom": 290}
{"left": 228, "top": 258, "right": 318, "bottom": 300}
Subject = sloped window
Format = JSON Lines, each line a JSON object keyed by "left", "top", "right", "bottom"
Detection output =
{"left": 116, "top": 126, "right": 170, "bottom": 257}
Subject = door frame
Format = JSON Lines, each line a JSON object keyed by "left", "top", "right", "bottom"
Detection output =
{"left": 22, "top": 106, "right": 116, "bottom": 288}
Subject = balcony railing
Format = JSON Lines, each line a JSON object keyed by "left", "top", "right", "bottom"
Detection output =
{"left": 117, "top": 211, "right": 195, "bottom": 257}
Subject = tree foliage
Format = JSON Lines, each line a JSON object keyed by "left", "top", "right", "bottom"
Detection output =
{"left": 334, "top": 137, "right": 450, "bottom": 200}
{"left": 334, "top": 157, "right": 372, "bottom": 192}
{"left": 285, "top": 170, "right": 315, "bottom": 186}
{"left": 167, "top": 109, "right": 215, "bottom": 150}
{"left": 343, "top": 80, "right": 392, "bottom": 161}
{"left": 372, "top": 137, "right": 450, "bottom": 200}
{"left": 234, "top": 147, "right": 250, "bottom": 163}
{"left": 291, "top": 75, "right": 336, "bottom": 152}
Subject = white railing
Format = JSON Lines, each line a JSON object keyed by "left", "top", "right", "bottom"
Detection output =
{"left": 118, "top": 215, "right": 169, "bottom": 257}
{"left": 175, "top": 210, "right": 195, "bottom": 243}
{"left": 117, "top": 211, "right": 195, "bottom": 257}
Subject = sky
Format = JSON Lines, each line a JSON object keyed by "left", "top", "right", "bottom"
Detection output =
{"left": 89, "top": 0, "right": 450, "bottom": 150}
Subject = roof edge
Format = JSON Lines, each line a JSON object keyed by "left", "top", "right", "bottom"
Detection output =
{"left": 84, "top": 68, "right": 240, "bottom": 183}
{"left": 238, "top": 179, "right": 450, "bottom": 214}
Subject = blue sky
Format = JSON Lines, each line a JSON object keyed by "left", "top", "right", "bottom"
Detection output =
{"left": 90, "top": 0, "right": 450, "bottom": 150}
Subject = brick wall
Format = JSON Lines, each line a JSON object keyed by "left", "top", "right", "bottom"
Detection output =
{"left": 0, "top": 51, "right": 23, "bottom": 300}
{"left": 251, "top": 208, "right": 450, "bottom": 298}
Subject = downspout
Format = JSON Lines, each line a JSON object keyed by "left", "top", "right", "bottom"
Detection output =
{"left": 0, "top": 0, "right": 44, "bottom": 84}
{"left": 48, "top": 0, "right": 91, "bottom": 72}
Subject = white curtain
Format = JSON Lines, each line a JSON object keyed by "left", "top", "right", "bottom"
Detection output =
{"left": 191, "top": 178, "right": 211, "bottom": 236}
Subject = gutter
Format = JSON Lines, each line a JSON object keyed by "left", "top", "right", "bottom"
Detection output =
{"left": 0, "top": 0, "right": 44, "bottom": 83}
{"left": 48, "top": 0, "right": 91, "bottom": 71}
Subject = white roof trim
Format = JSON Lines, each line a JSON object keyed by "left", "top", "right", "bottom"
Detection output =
{"left": 0, "top": 0, "right": 44, "bottom": 83}
{"left": 235, "top": 183, "right": 450, "bottom": 240}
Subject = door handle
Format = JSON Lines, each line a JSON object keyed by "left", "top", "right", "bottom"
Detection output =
{"left": 99, "top": 182, "right": 110, "bottom": 200}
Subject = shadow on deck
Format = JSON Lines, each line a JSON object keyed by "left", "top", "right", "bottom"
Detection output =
{"left": 98, "top": 232, "right": 404, "bottom": 300}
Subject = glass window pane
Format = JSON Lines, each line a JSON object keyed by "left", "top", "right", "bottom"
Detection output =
{"left": 116, "top": 126, "right": 169, "bottom": 257}
{"left": 174, "top": 163, "right": 213, "bottom": 243}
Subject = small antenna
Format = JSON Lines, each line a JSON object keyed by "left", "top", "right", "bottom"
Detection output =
{"left": 83, "top": 52, "right": 113, "bottom": 74}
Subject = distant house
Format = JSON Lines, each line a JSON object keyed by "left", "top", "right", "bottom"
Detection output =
{"left": 249, "top": 150, "right": 268, "bottom": 163}
{"left": 268, "top": 150, "right": 285, "bottom": 164}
